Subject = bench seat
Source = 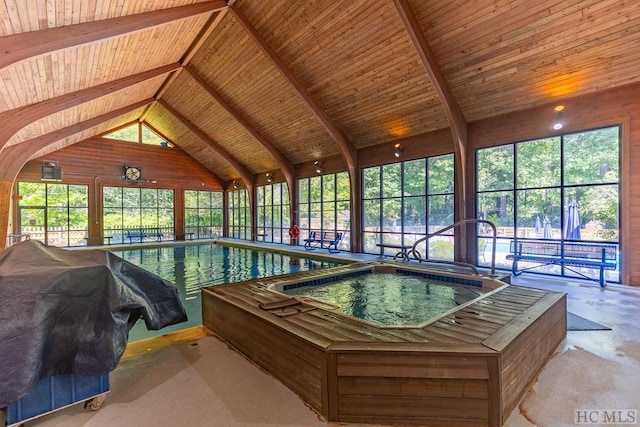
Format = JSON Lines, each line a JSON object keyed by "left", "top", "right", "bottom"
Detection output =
{"left": 303, "top": 231, "right": 343, "bottom": 253}
{"left": 507, "top": 240, "right": 617, "bottom": 287}
{"left": 125, "top": 228, "right": 164, "bottom": 244}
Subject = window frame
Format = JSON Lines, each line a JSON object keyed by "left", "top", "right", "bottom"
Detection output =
{"left": 475, "top": 125, "right": 621, "bottom": 283}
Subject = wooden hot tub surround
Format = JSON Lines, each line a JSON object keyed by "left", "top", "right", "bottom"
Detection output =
{"left": 201, "top": 262, "right": 566, "bottom": 426}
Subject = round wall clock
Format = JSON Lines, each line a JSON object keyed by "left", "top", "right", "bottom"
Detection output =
{"left": 124, "top": 166, "right": 142, "bottom": 181}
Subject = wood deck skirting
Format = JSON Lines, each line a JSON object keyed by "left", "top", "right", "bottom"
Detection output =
{"left": 202, "top": 264, "right": 566, "bottom": 426}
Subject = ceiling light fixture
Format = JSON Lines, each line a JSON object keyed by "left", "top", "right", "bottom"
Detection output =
{"left": 266, "top": 172, "right": 274, "bottom": 183}
{"left": 553, "top": 105, "right": 565, "bottom": 130}
{"left": 233, "top": 179, "right": 238, "bottom": 189}
{"left": 314, "top": 160, "right": 323, "bottom": 174}
{"left": 394, "top": 143, "right": 402, "bottom": 158}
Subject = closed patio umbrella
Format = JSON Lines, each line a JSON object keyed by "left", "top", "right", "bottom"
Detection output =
{"left": 543, "top": 216, "right": 552, "bottom": 239}
{"left": 534, "top": 215, "right": 542, "bottom": 234}
{"left": 565, "top": 200, "right": 581, "bottom": 240}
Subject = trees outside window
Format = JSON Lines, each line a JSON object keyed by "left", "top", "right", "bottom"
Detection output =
{"left": 227, "top": 189, "right": 250, "bottom": 239}
{"left": 184, "top": 190, "right": 223, "bottom": 239}
{"left": 103, "top": 186, "right": 174, "bottom": 243}
{"left": 103, "top": 122, "right": 173, "bottom": 147}
{"left": 298, "top": 172, "right": 350, "bottom": 250}
{"left": 362, "top": 154, "right": 454, "bottom": 259}
{"left": 476, "top": 126, "right": 620, "bottom": 282}
{"left": 17, "top": 182, "right": 88, "bottom": 246}
{"left": 256, "top": 182, "right": 290, "bottom": 243}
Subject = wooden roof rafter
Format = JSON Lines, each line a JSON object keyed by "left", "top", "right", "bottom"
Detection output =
{"left": 0, "top": 63, "right": 181, "bottom": 154}
{"left": 393, "top": 0, "right": 468, "bottom": 220}
{"left": 157, "top": 98, "right": 254, "bottom": 190}
{"left": 0, "top": 98, "right": 155, "bottom": 183}
{"left": 228, "top": 3, "right": 361, "bottom": 250}
{"left": 141, "top": 6, "right": 231, "bottom": 121}
{"left": 184, "top": 65, "right": 294, "bottom": 191}
{"left": 393, "top": 0, "right": 474, "bottom": 261}
{"left": 228, "top": 5, "right": 357, "bottom": 173}
{"left": 0, "top": 1, "right": 227, "bottom": 72}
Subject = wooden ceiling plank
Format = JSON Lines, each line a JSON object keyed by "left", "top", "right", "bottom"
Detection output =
{"left": 393, "top": 0, "right": 466, "bottom": 142}
{"left": 0, "top": 62, "right": 180, "bottom": 152}
{"left": 228, "top": 3, "right": 362, "bottom": 250}
{"left": 184, "top": 65, "right": 295, "bottom": 187}
{"left": 145, "top": 8, "right": 229, "bottom": 120}
{"left": 157, "top": 98, "right": 254, "bottom": 188}
{"left": 0, "top": 1, "right": 227, "bottom": 71}
{"left": 181, "top": 9, "right": 229, "bottom": 65}
{"left": 393, "top": 0, "right": 469, "bottom": 255}
{"left": 0, "top": 98, "right": 155, "bottom": 182}
{"left": 229, "top": 5, "right": 357, "bottom": 173}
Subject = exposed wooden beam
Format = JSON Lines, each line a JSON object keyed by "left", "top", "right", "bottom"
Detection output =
{"left": 0, "top": 63, "right": 180, "bottom": 154}
{"left": 393, "top": 0, "right": 468, "bottom": 258}
{"left": 229, "top": 6, "right": 357, "bottom": 169}
{"left": 0, "top": 1, "right": 227, "bottom": 72}
{"left": 181, "top": 9, "right": 229, "bottom": 66}
{"left": 0, "top": 99, "right": 155, "bottom": 181}
{"left": 184, "top": 66, "right": 295, "bottom": 193}
{"left": 393, "top": 0, "right": 467, "bottom": 184}
{"left": 141, "top": 8, "right": 229, "bottom": 122}
{"left": 229, "top": 5, "right": 361, "bottom": 251}
{"left": 142, "top": 120, "right": 225, "bottom": 184}
{"left": 157, "top": 98, "right": 254, "bottom": 189}
{"left": 0, "top": 99, "right": 154, "bottom": 251}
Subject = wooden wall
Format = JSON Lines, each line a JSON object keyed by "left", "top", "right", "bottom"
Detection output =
{"left": 15, "top": 137, "right": 223, "bottom": 243}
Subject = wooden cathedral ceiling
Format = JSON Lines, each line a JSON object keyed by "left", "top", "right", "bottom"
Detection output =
{"left": 1, "top": 0, "right": 639, "bottom": 182}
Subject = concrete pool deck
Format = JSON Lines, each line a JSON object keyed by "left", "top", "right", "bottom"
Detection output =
{"left": 9, "top": 243, "right": 640, "bottom": 427}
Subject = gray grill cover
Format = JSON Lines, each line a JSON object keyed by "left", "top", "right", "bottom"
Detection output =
{"left": 0, "top": 240, "right": 187, "bottom": 407}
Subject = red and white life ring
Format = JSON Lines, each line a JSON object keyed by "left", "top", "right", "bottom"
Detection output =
{"left": 288, "top": 224, "right": 300, "bottom": 238}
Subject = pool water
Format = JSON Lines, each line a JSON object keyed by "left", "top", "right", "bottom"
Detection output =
{"left": 283, "top": 272, "right": 482, "bottom": 327}
{"left": 110, "top": 244, "right": 342, "bottom": 341}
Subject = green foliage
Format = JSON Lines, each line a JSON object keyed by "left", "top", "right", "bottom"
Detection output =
{"left": 581, "top": 184, "right": 618, "bottom": 228}
{"left": 564, "top": 127, "right": 619, "bottom": 185}
{"left": 477, "top": 145, "right": 513, "bottom": 192}
{"left": 102, "top": 186, "right": 174, "bottom": 230}
{"left": 104, "top": 124, "right": 139, "bottom": 143}
{"left": 361, "top": 155, "right": 454, "bottom": 248}
{"left": 428, "top": 155, "right": 454, "bottom": 194}
{"left": 477, "top": 126, "right": 620, "bottom": 239}
{"left": 517, "top": 138, "right": 561, "bottom": 188}
{"left": 298, "top": 172, "right": 350, "bottom": 233}
{"left": 430, "top": 239, "right": 454, "bottom": 260}
{"left": 18, "top": 183, "right": 89, "bottom": 233}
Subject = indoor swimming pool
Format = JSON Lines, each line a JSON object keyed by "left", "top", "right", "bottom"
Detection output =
{"left": 110, "top": 243, "right": 343, "bottom": 341}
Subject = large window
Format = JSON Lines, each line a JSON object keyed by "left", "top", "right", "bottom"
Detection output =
{"left": 256, "top": 182, "right": 290, "bottom": 243}
{"left": 227, "top": 189, "right": 250, "bottom": 239}
{"left": 103, "top": 121, "right": 173, "bottom": 147}
{"left": 476, "top": 126, "right": 620, "bottom": 282}
{"left": 362, "top": 155, "right": 455, "bottom": 258}
{"left": 103, "top": 186, "right": 174, "bottom": 244}
{"left": 184, "top": 190, "right": 223, "bottom": 239}
{"left": 298, "top": 172, "right": 350, "bottom": 250}
{"left": 17, "top": 182, "right": 89, "bottom": 246}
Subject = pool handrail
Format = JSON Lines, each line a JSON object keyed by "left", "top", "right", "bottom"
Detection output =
{"left": 408, "top": 219, "right": 498, "bottom": 276}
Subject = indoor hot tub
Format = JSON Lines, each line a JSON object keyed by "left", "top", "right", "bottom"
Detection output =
{"left": 202, "top": 262, "right": 566, "bottom": 426}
